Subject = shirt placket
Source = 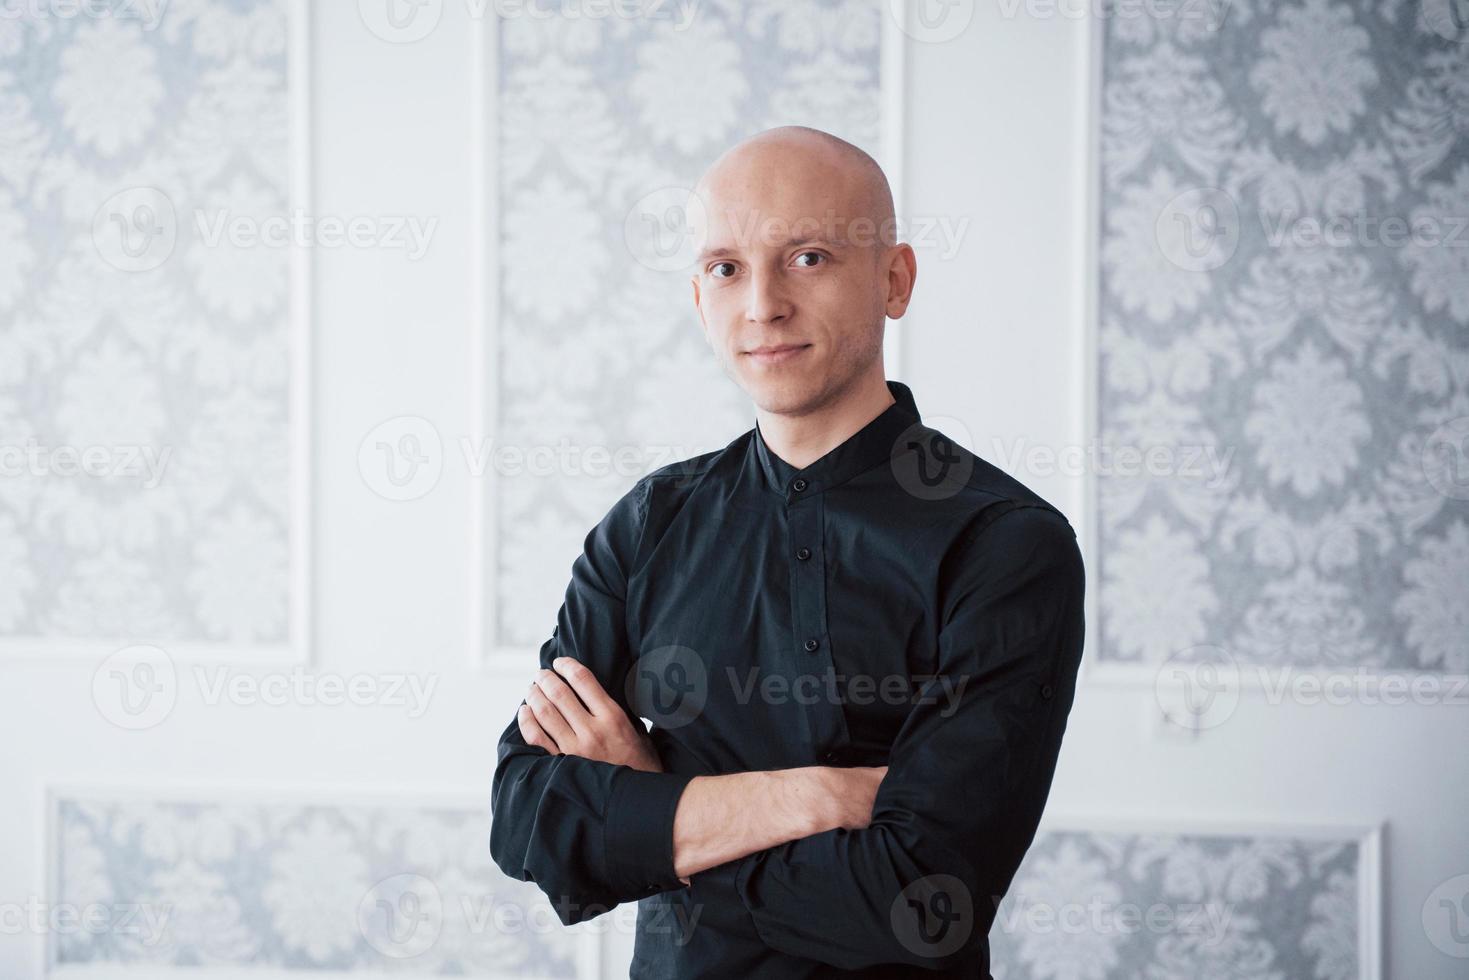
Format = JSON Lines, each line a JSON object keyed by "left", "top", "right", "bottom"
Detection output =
{"left": 784, "top": 477, "right": 851, "bottom": 765}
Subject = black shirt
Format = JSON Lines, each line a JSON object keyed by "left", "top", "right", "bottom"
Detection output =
{"left": 490, "top": 379, "right": 1086, "bottom": 978}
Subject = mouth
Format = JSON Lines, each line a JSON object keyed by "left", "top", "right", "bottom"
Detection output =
{"left": 743, "top": 343, "right": 812, "bottom": 365}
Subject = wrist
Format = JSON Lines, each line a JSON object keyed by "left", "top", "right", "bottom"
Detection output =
{"left": 769, "top": 766, "right": 835, "bottom": 838}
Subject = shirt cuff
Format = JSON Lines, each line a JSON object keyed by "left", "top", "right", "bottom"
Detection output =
{"left": 603, "top": 767, "right": 696, "bottom": 897}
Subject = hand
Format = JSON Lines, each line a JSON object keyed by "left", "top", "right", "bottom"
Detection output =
{"left": 519, "top": 656, "right": 664, "bottom": 773}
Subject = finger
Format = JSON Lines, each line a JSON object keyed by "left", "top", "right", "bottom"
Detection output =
{"left": 535, "top": 668, "right": 594, "bottom": 737}
{"left": 526, "top": 682, "right": 577, "bottom": 747}
{"left": 551, "top": 657, "right": 620, "bottom": 718}
{"left": 517, "top": 704, "right": 560, "bottom": 754}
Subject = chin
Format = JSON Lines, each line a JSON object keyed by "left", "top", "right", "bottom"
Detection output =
{"left": 740, "top": 371, "right": 820, "bottom": 414}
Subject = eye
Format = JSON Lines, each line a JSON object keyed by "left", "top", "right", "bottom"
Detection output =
{"left": 709, "top": 261, "right": 737, "bottom": 279}
{"left": 793, "top": 251, "right": 824, "bottom": 268}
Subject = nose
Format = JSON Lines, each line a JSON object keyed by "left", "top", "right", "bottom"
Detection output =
{"left": 744, "top": 267, "right": 793, "bottom": 325}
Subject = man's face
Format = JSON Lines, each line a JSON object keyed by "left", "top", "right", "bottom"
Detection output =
{"left": 689, "top": 154, "right": 903, "bottom": 416}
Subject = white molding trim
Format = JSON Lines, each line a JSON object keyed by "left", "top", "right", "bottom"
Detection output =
{"left": 288, "top": 0, "right": 315, "bottom": 669}
{"left": 468, "top": 7, "right": 505, "bottom": 674}
{"left": 1077, "top": 2, "right": 1104, "bottom": 693}
{"left": 470, "top": 3, "right": 910, "bottom": 673}
{"left": 1, "top": 0, "right": 314, "bottom": 668}
{"left": 40, "top": 779, "right": 602, "bottom": 980}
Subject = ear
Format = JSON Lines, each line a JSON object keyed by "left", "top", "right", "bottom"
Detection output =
{"left": 883, "top": 243, "right": 917, "bottom": 319}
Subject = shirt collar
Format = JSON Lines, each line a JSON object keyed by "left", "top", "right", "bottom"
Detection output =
{"left": 752, "top": 379, "right": 923, "bottom": 498}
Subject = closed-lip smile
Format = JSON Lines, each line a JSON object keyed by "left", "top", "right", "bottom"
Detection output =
{"left": 745, "top": 343, "right": 811, "bottom": 363}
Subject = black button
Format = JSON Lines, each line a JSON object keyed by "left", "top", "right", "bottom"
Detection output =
{"left": 1041, "top": 683, "right": 1054, "bottom": 700}
{"left": 796, "top": 547, "right": 811, "bottom": 561}
{"left": 792, "top": 478, "right": 808, "bottom": 492}
{"left": 646, "top": 884, "right": 659, "bottom": 893}
{"left": 803, "top": 637, "right": 819, "bottom": 653}
{"left": 823, "top": 751, "right": 838, "bottom": 763}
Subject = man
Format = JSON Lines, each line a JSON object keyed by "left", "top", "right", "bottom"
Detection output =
{"left": 490, "top": 126, "right": 1085, "bottom": 978}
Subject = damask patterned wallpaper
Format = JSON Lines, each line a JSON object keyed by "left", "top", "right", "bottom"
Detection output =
{"left": 5, "top": 3, "right": 1421, "bottom": 977}
{"left": 51, "top": 792, "right": 592, "bottom": 975}
{"left": 990, "top": 824, "right": 1371, "bottom": 980}
{"left": 489, "top": 0, "right": 888, "bottom": 650}
{"left": 0, "top": 0, "right": 298, "bottom": 653}
{"left": 50, "top": 788, "right": 1372, "bottom": 979}
{"left": 1095, "top": 0, "right": 1469, "bottom": 675}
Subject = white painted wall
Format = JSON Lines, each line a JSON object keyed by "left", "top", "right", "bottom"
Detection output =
{"left": 1, "top": 3, "right": 1461, "bottom": 978}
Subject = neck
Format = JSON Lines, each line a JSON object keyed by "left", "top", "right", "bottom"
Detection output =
{"left": 756, "top": 369, "right": 896, "bottom": 470}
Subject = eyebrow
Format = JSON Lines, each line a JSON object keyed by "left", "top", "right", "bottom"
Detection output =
{"left": 695, "top": 237, "right": 852, "bottom": 264}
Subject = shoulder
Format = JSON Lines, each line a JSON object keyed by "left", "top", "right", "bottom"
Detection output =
{"left": 935, "top": 484, "right": 1084, "bottom": 626}
{"left": 637, "top": 428, "right": 750, "bottom": 504}
{"left": 642, "top": 442, "right": 732, "bottom": 492}
{"left": 602, "top": 431, "right": 750, "bottom": 559}
{"left": 893, "top": 422, "right": 1081, "bottom": 582}
{"left": 898, "top": 419, "right": 1074, "bottom": 539}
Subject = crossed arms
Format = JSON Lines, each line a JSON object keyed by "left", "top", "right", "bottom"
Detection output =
{"left": 488, "top": 480, "right": 1085, "bottom": 971}
{"left": 517, "top": 654, "right": 888, "bottom": 885}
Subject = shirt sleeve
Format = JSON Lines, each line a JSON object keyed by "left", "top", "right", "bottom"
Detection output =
{"left": 489, "top": 476, "right": 696, "bottom": 925}
{"left": 730, "top": 504, "right": 1086, "bottom": 971}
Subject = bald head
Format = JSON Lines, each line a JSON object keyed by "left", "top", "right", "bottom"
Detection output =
{"left": 692, "top": 126, "right": 897, "bottom": 251}
{"left": 686, "top": 125, "right": 917, "bottom": 422}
